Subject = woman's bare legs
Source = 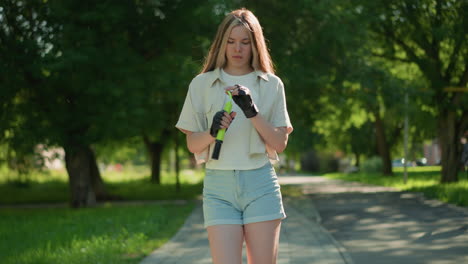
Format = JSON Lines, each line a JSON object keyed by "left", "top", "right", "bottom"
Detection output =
{"left": 244, "top": 219, "right": 282, "bottom": 264}
{"left": 207, "top": 220, "right": 282, "bottom": 264}
{"left": 207, "top": 224, "right": 244, "bottom": 264}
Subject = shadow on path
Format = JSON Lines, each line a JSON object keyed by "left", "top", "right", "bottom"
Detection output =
{"left": 299, "top": 177, "right": 468, "bottom": 264}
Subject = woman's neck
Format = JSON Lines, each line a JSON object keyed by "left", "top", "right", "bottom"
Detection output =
{"left": 223, "top": 65, "right": 254, "bottom": 76}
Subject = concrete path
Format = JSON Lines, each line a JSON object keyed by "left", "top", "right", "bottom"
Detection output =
{"left": 140, "top": 175, "right": 468, "bottom": 264}
{"left": 278, "top": 176, "right": 397, "bottom": 194}
{"left": 294, "top": 176, "right": 468, "bottom": 264}
{"left": 140, "top": 181, "right": 354, "bottom": 264}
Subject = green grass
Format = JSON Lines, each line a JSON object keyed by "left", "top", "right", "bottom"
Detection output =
{"left": 0, "top": 165, "right": 202, "bottom": 263}
{"left": 0, "top": 166, "right": 204, "bottom": 204}
{"left": 0, "top": 165, "right": 204, "bottom": 185}
{"left": 324, "top": 166, "right": 468, "bottom": 207}
{"left": 281, "top": 184, "right": 305, "bottom": 198}
{"left": 0, "top": 203, "right": 195, "bottom": 264}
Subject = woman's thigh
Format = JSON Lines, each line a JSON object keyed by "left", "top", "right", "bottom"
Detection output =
{"left": 244, "top": 219, "right": 282, "bottom": 264}
{"left": 207, "top": 224, "right": 244, "bottom": 264}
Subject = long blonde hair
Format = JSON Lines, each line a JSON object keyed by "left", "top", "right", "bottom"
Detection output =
{"left": 200, "top": 8, "right": 274, "bottom": 74}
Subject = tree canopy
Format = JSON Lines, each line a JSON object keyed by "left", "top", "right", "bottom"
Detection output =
{"left": 1, "top": 0, "right": 466, "bottom": 206}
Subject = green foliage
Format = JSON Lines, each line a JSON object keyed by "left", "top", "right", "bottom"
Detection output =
{"left": 94, "top": 138, "right": 148, "bottom": 166}
{"left": 2, "top": 0, "right": 466, "bottom": 189}
{"left": 299, "top": 150, "right": 339, "bottom": 173}
{"left": 0, "top": 203, "right": 195, "bottom": 264}
{"left": 317, "top": 152, "right": 340, "bottom": 173}
{"left": 280, "top": 185, "right": 304, "bottom": 198}
{"left": 0, "top": 0, "right": 219, "bottom": 176}
{"left": 299, "top": 150, "right": 320, "bottom": 173}
{"left": 355, "top": 0, "right": 468, "bottom": 181}
{"left": 360, "top": 156, "right": 384, "bottom": 173}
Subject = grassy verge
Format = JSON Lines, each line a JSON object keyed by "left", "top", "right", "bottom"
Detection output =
{"left": 324, "top": 166, "right": 468, "bottom": 207}
{"left": 281, "top": 184, "right": 305, "bottom": 198}
{"left": 0, "top": 202, "right": 195, "bottom": 264}
{"left": 0, "top": 167, "right": 204, "bottom": 204}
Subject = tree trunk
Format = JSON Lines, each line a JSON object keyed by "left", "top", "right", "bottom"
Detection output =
{"left": 86, "top": 146, "right": 120, "bottom": 201}
{"left": 64, "top": 145, "right": 96, "bottom": 208}
{"left": 143, "top": 135, "right": 166, "bottom": 184}
{"left": 175, "top": 135, "right": 181, "bottom": 192}
{"left": 439, "top": 111, "right": 460, "bottom": 183}
{"left": 354, "top": 152, "right": 360, "bottom": 167}
{"left": 374, "top": 114, "right": 393, "bottom": 175}
{"left": 188, "top": 153, "right": 197, "bottom": 169}
{"left": 150, "top": 143, "right": 164, "bottom": 184}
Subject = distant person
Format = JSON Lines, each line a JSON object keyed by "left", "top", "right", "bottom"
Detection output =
{"left": 176, "top": 8, "right": 293, "bottom": 264}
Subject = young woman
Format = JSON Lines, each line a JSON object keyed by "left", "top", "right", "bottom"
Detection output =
{"left": 176, "top": 8, "right": 293, "bottom": 264}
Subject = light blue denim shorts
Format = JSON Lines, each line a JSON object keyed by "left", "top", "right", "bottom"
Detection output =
{"left": 203, "top": 162, "right": 286, "bottom": 228}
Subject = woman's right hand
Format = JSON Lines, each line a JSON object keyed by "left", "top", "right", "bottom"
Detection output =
{"left": 225, "top": 85, "right": 258, "bottom": 118}
{"left": 209, "top": 110, "right": 237, "bottom": 138}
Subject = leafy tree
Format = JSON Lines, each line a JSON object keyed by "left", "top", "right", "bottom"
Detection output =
{"left": 2, "top": 0, "right": 170, "bottom": 206}
{"left": 1, "top": 0, "right": 230, "bottom": 206}
{"left": 42, "top": 0, "right": 153, "bottom": 206}
{"left": 245, "top": 0, "right": 406, "bottom": 174}
{"left": 358, "top": 0, "right": 468, "bottom": 182}
{"left": 130, "top": 0, "right": 223, "bottom": 183}
{"left": 244, "top": 0, "right": 364, "bottom": 160}
{"left": 0, "top": 0, "right": 52, "bottom": 175}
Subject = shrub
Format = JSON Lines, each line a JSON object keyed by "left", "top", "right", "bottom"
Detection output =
{"left": 300, "top": 150, "right": 339, "bottom": 173}
{"left": 361, "top": 156, "right": 383, "bottom": 173}
{"left": 300, "top": 150, "right": 320, "bottom": 172}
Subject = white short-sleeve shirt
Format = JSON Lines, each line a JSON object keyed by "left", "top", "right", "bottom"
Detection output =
{"left": 176, "top": 68, "right": 293, "bottom": 167}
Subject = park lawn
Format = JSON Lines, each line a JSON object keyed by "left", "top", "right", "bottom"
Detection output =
{"left": 0, "top": 166, "right": 204, "bottom": 204}
{"left": 324, "top": 166, "right": 468, "bottom": 207}
{"left": 0, "top": 202, "right": 195, "bottom": 264}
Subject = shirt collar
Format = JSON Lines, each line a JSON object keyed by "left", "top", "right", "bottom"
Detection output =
{"left": 209, "top": 68, "right": 269, "bottom": 87}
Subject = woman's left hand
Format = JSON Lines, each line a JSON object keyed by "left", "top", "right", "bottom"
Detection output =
{"left": 225, "top": 84, "right": 259, "bottom": 118}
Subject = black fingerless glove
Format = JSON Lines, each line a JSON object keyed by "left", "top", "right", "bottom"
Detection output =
{"left": 232, "top": 86, "right": 258, "bottom": 118}
{"left": 209, "top": 110, "right": 226, "bottom": 138}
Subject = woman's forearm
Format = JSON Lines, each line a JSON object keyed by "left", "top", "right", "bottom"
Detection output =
{"left": 185, "top": 130, "right": 216, "bottom": 154}
{"left": 249, "top": 114, "right": 288, "bottom": 153}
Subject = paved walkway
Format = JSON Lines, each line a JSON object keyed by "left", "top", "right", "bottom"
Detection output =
{"left": 140, "top": 176, "right": 354, "bottom": 264}
{"left": 139, "top": 176, "right": 468, "bottom": 264}
{"left": 304, "top": 178, "right": 468, "bottom": 264}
